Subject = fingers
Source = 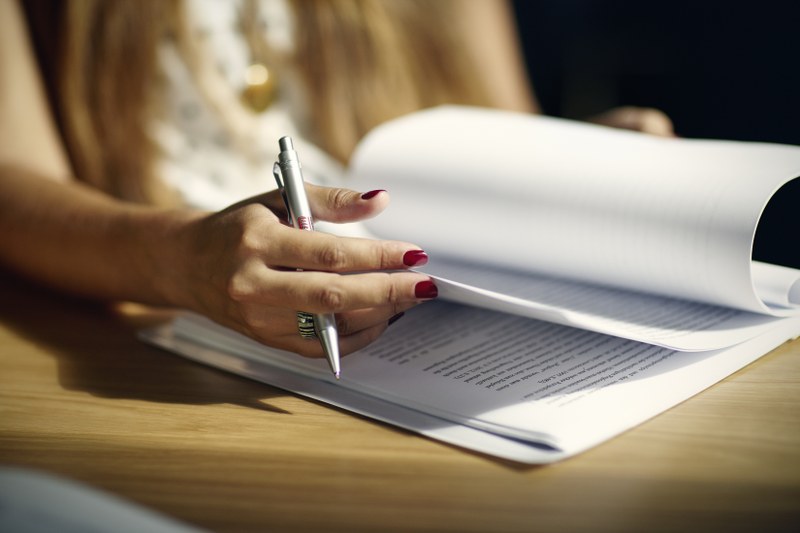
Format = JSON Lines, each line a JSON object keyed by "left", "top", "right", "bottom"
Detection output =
{"left": 588, "top": 106, "right": 675, "bottom": 137}
{"left": 305, "top": 183, "right": 390, "bottom": 223}
{"left": 222, "top": 189, "right": 287, "bottom": 215}
{"left": 198, "top": 187, "right": 436, "bottom": 360}
{"left": 229, "top": 267, "right": 437, "bottom": 357}
{"left": 334, "top": 304, "right": 412, "bottom": 336}
{"left": 233, "top": 268, "right": 438, "bottom": 314}
{"left": 238, "top": 184, "right": 389, "bottom": 223}
{"left": 623, "top": 107, "right": 674, "bottom": 137}
{"left": 263, "top": 303, "right": 413, "bottom": 341}
{"left": 268, "top": 222, "right": 429, "bottom": 273}
{"left": 282, "top": 320, "right": 392, "bottom": 358}
{"left": 237, "top": 302, "right": 416, "bottom": 358}
{"left": 306, "top": 320, "right": 395, "bottom": 357}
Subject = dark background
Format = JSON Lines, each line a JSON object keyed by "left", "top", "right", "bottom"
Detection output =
{"left": 512, "top": 0, "right": 800, "bottom": 145}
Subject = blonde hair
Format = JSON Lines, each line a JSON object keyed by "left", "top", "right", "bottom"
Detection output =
{"left": 293, "top": 0, "right": 489, "bottom": 162}
{"left": 27, "top": 0, "right": 491, "bottom": 205}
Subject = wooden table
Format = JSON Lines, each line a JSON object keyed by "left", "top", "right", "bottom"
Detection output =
{"left": 1, "top": 270, "right": 798, "bottom": 532}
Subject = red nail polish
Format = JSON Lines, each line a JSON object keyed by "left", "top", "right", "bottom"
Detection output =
{"left": 388, "top": 312, "right": 405, "bottom": 326}
{"left": 403, "top": 250, "right": 428, "bottom": 267}
{"left": 414, "top": 280, "right": 438, "bottom": 299}
{"left": 361, "top": 189, "right": 386, "bottom": 200}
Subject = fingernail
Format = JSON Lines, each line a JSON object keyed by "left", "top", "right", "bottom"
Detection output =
{"left": 361, "top": 189, "right": 385, "bottom": 200}
{"left": 414, "top": 280, "right": 438, "bottom": 299}
{"left": 388, "top": 312, "right": 405, "bottom": 326}
{"left": 403, "top": 249, "right": 428, "bottom": 267}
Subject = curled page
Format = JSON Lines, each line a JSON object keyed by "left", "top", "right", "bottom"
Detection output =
{"left": 427, "top": 263, "right": 782, "bottom": 352}
{"left": 349, "top": 106, "right": 800, "bottom": 316}
{"left": 752, "top": 261, "right": 800, "bottom": 310}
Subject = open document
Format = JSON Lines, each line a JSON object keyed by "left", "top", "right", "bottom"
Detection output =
{"left": 142, "top": 307, "right": 800, "bottom": 464}
{"left": 349, "top": 106, "right": 800, "bottom": 350}
{"left": 143, "top": 106, "right": 800, "bottom": 463}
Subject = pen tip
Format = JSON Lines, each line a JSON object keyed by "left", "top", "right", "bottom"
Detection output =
{"left": 334, "top": 371, "right": 341, "bottom": 380}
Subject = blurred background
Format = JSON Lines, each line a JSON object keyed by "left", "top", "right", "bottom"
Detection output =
{"left": 512, "top": 0, "right": 800, "bottom": 145}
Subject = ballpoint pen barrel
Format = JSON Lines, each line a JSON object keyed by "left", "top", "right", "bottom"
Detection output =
{"left": 278, "top": 139, "right": 313, "bottom": 229}
{"left": 275, "top": 135, "right": 342, "bottom": 379}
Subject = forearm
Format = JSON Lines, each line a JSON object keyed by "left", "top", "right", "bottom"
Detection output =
{"left": 0, "top": 165, "right": 201, "bottom": 306}
{"left": 460, "top": 0, "right": 539, "bottom": 113}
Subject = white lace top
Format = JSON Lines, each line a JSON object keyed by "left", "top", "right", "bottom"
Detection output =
{"left": 150, "top": 0, "right": 346, "bottom": 211}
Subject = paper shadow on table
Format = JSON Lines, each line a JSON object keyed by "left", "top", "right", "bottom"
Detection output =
{"left": 0, "top": 269, "right": 290, "bottom": 414}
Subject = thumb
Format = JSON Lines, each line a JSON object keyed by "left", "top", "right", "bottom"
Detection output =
{"left": 306, "top": 183, "right": 390, "bottom": 223}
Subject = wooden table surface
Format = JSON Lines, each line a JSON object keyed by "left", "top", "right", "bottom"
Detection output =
{"left": 1, "top": 270, "right": 798, "bottom": 532}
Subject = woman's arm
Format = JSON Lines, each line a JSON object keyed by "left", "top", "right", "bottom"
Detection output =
{"left": 0, "top": 0, "right": 72, "bottom": 179}
{"left": 0, "top": 0, "right": 196, "bottom": 305}
{"left": 0, "top": 0, "right": 435, "bottom": 357}
{"left": 460, "top": 1, "right": 674, "bottom": 136}
{"left": 459, "top": 0, "right": 539, "bottom": 114}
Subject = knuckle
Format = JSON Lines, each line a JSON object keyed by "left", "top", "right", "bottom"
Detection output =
{"left": 239, "top": 224, "right": 267, "bottom": 256}
{"left": 316, "top": 243, "right": 349, "bottom": 271}
{"left": 226, "top": 272, "right": 251, "bottom": 301}
{"left": 227, "top": 205, "right": 276, "bottom": 256}
{"left": 383, "top": 277, "right": 400, "bottom": 305}
{"left": 235, "top": 204, "right": 256, "bottom": 219}
{"left": 314, "top": 285, "right": 345, "bottom": 311}
{"left": 377, "top": 244, "right": 394, "bottom": 270}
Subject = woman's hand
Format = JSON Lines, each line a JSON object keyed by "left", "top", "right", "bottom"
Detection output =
{"left": 587, "top": 106, "right": 675, "bottom": 137}
{"left": 168, "top": 185, "right": 436, "bottom": 357}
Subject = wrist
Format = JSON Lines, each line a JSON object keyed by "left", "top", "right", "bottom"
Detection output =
{"left": 132, "top": 207, "right": 208, "bottom": 310}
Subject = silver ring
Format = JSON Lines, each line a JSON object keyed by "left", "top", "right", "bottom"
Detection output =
{"left": 296, "top": 311, "right": 317, "bottom": 339}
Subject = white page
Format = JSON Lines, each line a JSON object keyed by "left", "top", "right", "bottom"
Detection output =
{"left": 424, "top": 258, "right": 782, "bottom": 351}
{"left": 143, "top": 303, "right": 800, "bottom": 461}
{"left": 752, "top": 261, "right": 800, "bottom": 310}
{"left": 349, "top": 106, "right": 800, "bottom": 315}
{"left": 140, "top": 322, "right": 567, "bottom": 464}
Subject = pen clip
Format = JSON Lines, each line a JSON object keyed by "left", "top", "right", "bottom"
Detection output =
{"left": 273, "top": 161, "right": 293, "bottom": 226}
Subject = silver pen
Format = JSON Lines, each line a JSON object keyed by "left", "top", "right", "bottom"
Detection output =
{"left": 273, "top": 136, "right": 341, "bottom": 379}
